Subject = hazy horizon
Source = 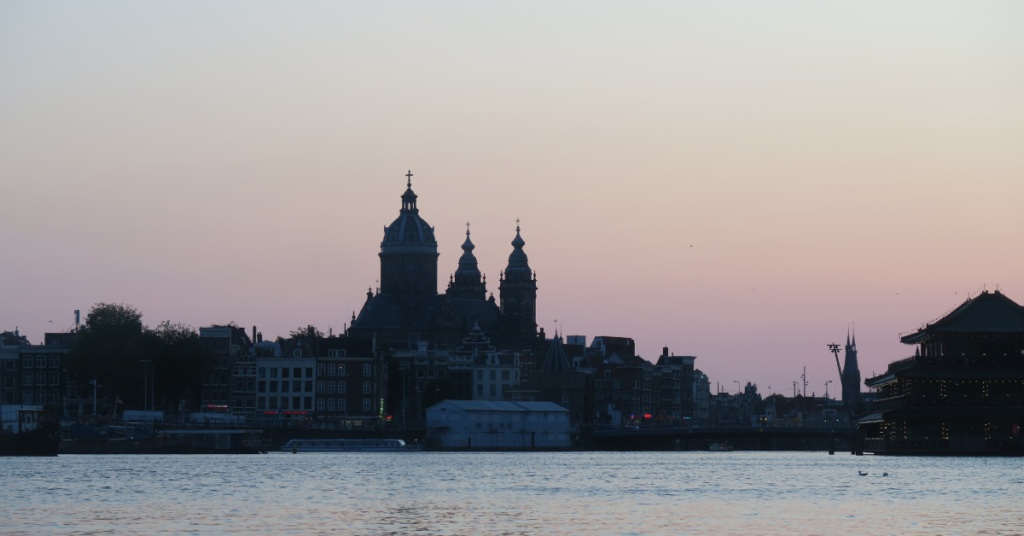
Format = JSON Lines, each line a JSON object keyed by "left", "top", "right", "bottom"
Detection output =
{"left": 3, "top": 2, "right": 1022, "bottom": 396}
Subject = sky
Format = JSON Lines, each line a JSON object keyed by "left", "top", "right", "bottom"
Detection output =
{"left": 2, "top": 2, "right": 1022, "bottom": 397}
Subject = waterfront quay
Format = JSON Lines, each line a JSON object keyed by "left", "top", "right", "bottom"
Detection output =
{"left": 248, "top": 420, "right": 855, "bottom": 453}
{"left": 588, "top": 424, "right": 853, "bottom": 452}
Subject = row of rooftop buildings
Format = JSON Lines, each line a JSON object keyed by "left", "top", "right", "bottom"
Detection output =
{"left": 0, "top": 321, "right": 713, "bottom": 431}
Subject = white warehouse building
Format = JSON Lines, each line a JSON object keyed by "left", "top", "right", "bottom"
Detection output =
{"left": 425, "top": 400, "right": 571, "bottom": 450}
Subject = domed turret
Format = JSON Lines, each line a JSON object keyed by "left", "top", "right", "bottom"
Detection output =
{"left": 505, "top": 223, "right": 531, "bottom": 276}
{"left": 499, "top": 220, "right": 537, "bottom": 339}
{"left": 447, "top": 222, "right": 486, "bottom": 299}
{"left": 378, "top": 171, "right": 439, "bottom": 296}
{"left": 382, "top": 172, "right": 437, "bottom": 250}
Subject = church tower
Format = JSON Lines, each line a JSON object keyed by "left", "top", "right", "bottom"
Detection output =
{"left": 446, "top": 223, "right": 487, "bottom": 300}
{"left": 499, "top": 221, "right": 537, "bottom": 339}
{"left": 379, "top": 171, "right": 439, "bottom": 302}
{"left": 841, "top": 329, "right": 862, "bottom": 407}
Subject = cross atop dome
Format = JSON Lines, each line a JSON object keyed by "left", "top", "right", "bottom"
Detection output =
{"left": 401, "top": 170, "right": 419, "bottom": 212}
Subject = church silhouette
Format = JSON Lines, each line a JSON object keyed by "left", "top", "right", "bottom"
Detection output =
{"left": 348, "top": 171, "right": 540, "bottom": 351}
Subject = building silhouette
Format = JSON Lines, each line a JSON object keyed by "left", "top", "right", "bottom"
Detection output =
{"left": 349, "top": 172, "right": 538, "bottom": 350}
{"left": 860, "top": 290, "right": 1024, "bottom": 454}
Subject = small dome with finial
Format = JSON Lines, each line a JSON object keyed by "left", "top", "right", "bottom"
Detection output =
{"left": 382, "top": 170, "right": 437, "bottom": 250}
{"left": 505, "top": 219, "right": 531, "bottom": 276}
{"left": 448, "top": 222, "right": 486, "bottom": 300}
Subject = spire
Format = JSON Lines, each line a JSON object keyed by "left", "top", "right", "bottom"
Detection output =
{"left": 841, "top": 324, "right": 862, "bottom": 408}
{"left": 512, "top": 220, "right": 524, "bottom": 248}
{"left": 540, "top": 333, "right": 571, "bottom": 372}
{"left": 499, "top": 218, "right": 538, "bottom": 339}
{"left": 447, "top": 221, "right": 486, "bottom": 300}
{"left": 456, "top": 222, "right": 481, "bottom": 276}
{"left": 461, "top": 222, "right": 475, "bottom": 257}
{"left": 504, "top": 219, "right": 531, "bottom": 276}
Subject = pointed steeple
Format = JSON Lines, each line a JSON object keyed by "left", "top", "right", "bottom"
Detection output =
{"left": 447, "top": 222, "right": 486, "bottom": 300}
{"left": 504, "top": 220, "right": 531, "bottom": 276}
{"left": 540, "top": 334, "right": 571, "bottom": 372}
{"left": 499, "top": 219, "right": 538, "bottom": 341}
{"left": 842, "top": 324, "right": 862, "bottom": 408}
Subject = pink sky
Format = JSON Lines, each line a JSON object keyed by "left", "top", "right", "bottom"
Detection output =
{"left": 2, "top": 2, "right": 1022, "bottom": 396}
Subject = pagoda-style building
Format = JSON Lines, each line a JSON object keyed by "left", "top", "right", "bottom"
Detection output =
{"left": 859, "top": 290, "right": 1024, "bottom": 455}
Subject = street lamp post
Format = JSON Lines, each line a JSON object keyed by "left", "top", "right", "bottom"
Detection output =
{"left": 90, "top": 379, "right": 98, "bottom": 416}
{"left": 141, "top": 360, "right": 150, "bottom": 413}
{"left": 825, "top": 380, "right": 832, "bottom": 399}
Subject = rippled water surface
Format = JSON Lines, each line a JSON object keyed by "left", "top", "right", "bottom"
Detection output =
{"left": 3, "top": 451, "right": 1022, "bottom": 535}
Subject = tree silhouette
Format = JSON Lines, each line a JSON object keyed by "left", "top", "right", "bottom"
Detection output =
{"left": 66, "top": 303, "right": 213, "bottom": 414}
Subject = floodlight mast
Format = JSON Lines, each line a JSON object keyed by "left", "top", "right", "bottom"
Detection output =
{"left": 828, "top": 343, "right": 843, "bottom": 381}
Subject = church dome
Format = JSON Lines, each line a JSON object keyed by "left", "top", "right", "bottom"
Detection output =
{"left": 381, "top": 172, "right": 437, "bottom": 252}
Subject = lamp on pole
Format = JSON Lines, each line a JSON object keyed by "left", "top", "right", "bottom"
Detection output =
{"left": 825, "top": 380, "right": 832, "bottom": 400}
{"left": 90, "top": 379, "right": 98, "bottom": 416}
{"left": 141, "top": 360, "right": 150, "bottom": 413}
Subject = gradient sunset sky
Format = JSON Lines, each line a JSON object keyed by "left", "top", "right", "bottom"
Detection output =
{"left": 2, "top": 2, "right": 1022, "bottom": 396}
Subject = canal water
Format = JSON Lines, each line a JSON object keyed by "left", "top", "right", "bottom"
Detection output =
{"left": 2, "top": 451, "right": 1021, "bottom": 535}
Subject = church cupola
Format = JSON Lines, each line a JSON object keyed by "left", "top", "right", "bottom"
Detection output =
{"left": 446, "top": 222, "right": 487, "bottom": 300}
{"left": 499, "top": 220, "right": 538, "bottom": 339}
{"left": 379, "top": 170, "right": 439, "bottom": 297}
